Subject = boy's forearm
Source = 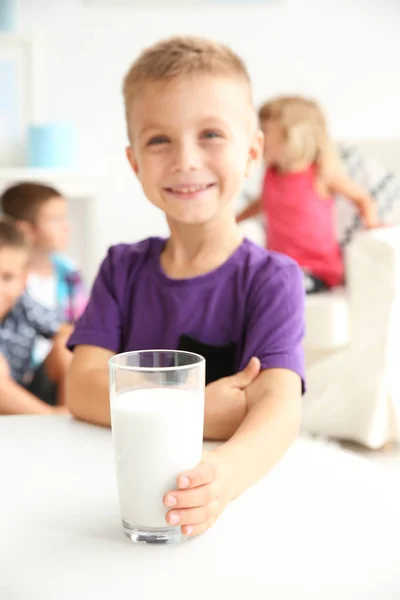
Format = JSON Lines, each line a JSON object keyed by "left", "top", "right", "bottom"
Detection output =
{"left": 66, "top": 368, "right": 111, "bottom": 427}
{"left": 0, "top": 377, "right": 55, "bottom": 415}
{"left": 213, "top": 376, "right": 302, "bottom": 499}
{"left": 203, "top": 386, "right": 246, "bottom": 441}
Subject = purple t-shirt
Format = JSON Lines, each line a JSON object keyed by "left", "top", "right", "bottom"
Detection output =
{"left": 68, "top": 237, "right": 305, "bottom": 389}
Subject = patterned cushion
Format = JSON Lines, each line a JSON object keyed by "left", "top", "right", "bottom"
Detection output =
{"left": 336, "top": 143, "right": 400, "bottom": 247}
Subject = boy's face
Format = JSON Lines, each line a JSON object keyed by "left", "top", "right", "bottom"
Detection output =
{"left": 126, "top": 75, "right": 263, "bottom": 226}
{"left": 261, "top": 119, "right": 285, "bottom": 164}
{"left": 22, "top": 196, "right": 70, "bottom": 253}
{"left": 0, "top": 246, "right": 28, "bottom": 320}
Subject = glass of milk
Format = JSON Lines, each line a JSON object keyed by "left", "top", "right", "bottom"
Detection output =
{"left": 109, "top": 350, "right": 205, "bottom": 545}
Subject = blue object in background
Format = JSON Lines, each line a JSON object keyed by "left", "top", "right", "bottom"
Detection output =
{"left": 0, "top": 0, "right": 16, "bottom": 32}
{"left": 28, "top": 123, "right": 76, "bottom": 168}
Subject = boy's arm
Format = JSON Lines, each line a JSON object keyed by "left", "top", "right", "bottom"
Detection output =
{"left": 0, "top": 379, "right": 59, "bottom": 415}
{"left": 65, "top": 345, "right": 113, "bottom": 427}
{"left": 236, "top": 196, "right": 261, "bottom": 223}
{"left": 328, "top": 171, "right": 379, "bottom": 228}
{"left": 65, "top": 247, "right": 129, "bottom": 423}
{"left": 0, "top": 354, "right": 62, "bottom": 415}
{"left": 212, "top": 367, "right": 301, "bottom": 498}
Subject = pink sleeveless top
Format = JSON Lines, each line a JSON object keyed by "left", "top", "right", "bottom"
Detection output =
{"left": 262, "top": 165, "right": 344, "bottom": 287}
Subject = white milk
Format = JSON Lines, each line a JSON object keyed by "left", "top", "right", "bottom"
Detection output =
{"left": 111, "top": 388, "right": 204, "bottom": 529}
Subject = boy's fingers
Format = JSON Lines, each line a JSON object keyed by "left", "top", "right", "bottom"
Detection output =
{"left": 181, "top": 518, "right": 218, "bottom": 538}
{"left": 166, "top": 501, "right": 219, "bottom": 527}
{"left": 164, "top": 482, "right": 219, "bottom": 509}
{"left": 177, "top": 461, "right": 216, "bottom": 489}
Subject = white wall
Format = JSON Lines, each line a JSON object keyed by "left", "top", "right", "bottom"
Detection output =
{"left": 17, "top": 0, "right": 400, "bottom": 278}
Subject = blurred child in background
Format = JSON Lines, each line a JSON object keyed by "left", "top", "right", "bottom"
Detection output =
{"left": 1, "top": 182, "right": 87, "bottom": 365}
{"left": 0, "top": 218, "right": 71, "bottom": 413}
{"left": 237, "top": 96, "right": 379, "bottom": 293}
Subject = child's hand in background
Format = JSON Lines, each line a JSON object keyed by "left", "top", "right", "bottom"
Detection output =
{"left": 359, "top": 202, "right": 379, "bottom": 230}
{"left": 364, "top": 221, "right": 390, "bottom": 230}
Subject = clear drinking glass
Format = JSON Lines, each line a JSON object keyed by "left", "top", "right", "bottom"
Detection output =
{"left": 109, "top": 350, "right": 205, "bottom": 545}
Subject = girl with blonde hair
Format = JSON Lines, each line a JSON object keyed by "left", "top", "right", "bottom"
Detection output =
{"left": 237, "top": 95, "right": 379, "bottom": 292}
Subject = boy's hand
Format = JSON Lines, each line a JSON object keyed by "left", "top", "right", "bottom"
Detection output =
{"left": 204, "top": 357, "right": 261, "bottom": 438}
{"left": 163, "top": 451, "right": 233, "bottom": 538}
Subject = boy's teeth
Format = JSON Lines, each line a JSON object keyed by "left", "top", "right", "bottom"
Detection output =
{"left": 171, "top": 184, "right": 208, "bottom": 193}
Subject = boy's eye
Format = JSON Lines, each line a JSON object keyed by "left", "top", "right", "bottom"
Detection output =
{"left": 147, "top": 136, "right": 169, "bottom": 146}
{"left": 1, "top": 274, "right": 15, "bottom": 283}
{"left": 202, "top": 130, "right": 222, "bottom": 140}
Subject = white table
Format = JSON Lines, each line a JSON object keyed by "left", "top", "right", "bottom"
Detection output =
{"left": 1, "top": 416, "right": 400, "bottom": 600}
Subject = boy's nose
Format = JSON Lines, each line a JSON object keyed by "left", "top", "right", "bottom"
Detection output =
{"left": 171, "top": 140, "right": 201, "bottom": 173}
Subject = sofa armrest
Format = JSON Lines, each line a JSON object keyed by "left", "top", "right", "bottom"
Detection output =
{"left": 345, "top": 226, "right": 400, "bottom": 443}
{"left": 346, "top": 226, "right": 400, "bottom": 342}
{"left": 302, "top": 226, "right": 400, "bottom": 448}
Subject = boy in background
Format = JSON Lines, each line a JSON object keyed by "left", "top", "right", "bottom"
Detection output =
{"left": 1, "top": 182, "right": 87, "bottom": 367}
{"left": 0, "top": 218, "right": 71, "bottom": 414}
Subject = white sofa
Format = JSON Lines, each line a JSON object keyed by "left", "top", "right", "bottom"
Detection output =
{"left": 239, "top": 140, "right": 400, "bottom": 449}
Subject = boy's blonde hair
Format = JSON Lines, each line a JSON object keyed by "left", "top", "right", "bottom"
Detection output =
{"left": 258, "top": 95, "right": 341, "bottom": 179}
{"left": 122, "top": 36, "right": 252, "bottom": 140}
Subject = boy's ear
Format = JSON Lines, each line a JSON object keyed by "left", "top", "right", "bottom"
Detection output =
{"left": 126, "top": 146, "right": 139, "bottom": 175}
{"left": 245, "top": 129, "right": 264, "bottom": 177}
{"left": 15, "top": 220, "right": 36, "bottom": 244}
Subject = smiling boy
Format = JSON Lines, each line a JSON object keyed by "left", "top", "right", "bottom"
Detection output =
{"left": 66, "top": 36, "right": 305, "bottom": 537}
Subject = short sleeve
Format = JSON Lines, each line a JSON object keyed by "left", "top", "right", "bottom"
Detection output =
{"left": 67, "top": 248, "right": 123, "bottom": 353}
{"left": 23, "top": 294, "right": 60, "bottom": 339}
{"left": 240, "top": 261, "right": 306, "bottom": 393}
